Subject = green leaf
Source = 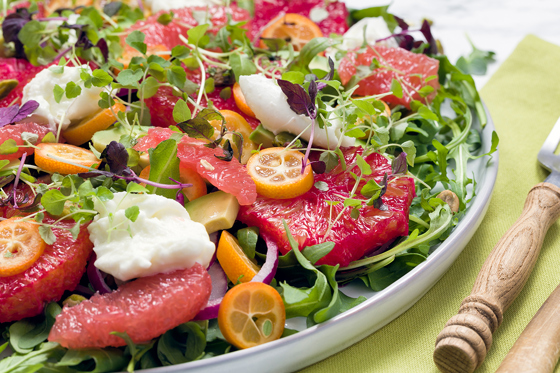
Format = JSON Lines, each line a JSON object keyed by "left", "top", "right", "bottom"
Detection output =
{"left": 0, "top": 342, "right": 61, "bottom": 373}
{"left": 53, "top": 84, "right": 64, "bottom": 103}
{"left": 157, "top": 11, "right": 174, "bottom": 25}
{"left": 18, "top": 20, "right": 45, "bottom": 47}
{"left": 141, "top": 76, "right": 160, "bottom": 98}
{"left": 126, "top": 182, "right": 149, "bottom": 194}
{"left": 56, "top": 347, "right": 127, "bottom": 372}
{"left": 64, "top": 81, "right": 82, "bottom": 99}
{"left": 39, "top": 226, "right": 56, "bottom": 245}
{"left": 117, "top": 68, "right": 143, "bottom": 86}
{"left": 288, "top": 38, "right": 339, "bottom": 74}
{"left": 301, "top": 242, "right": 335, "bottom": 265}
{"left": 157, "top": 321, "right": 207, "bottom": 365}
{"left": 455, "top": 37, "right": 496, "bottom": 76}
{"left": 365, "top": 253, "right": 427, "bottom": 291}
{"left": 0, "top": 139, "right": 18, "bottom": 154}
{"left": 177, "top": 108, "right": 222, "bottom": 140}
{"left": 41, "top": 189, "right": 67, "bottom": 216}
{"left": 219, "top": 86, "right": 231, "bottom": 100}
{"left": 167, "top": 65, "right": 187, "bottom": 89}
{"left": 401, "top": 140, "right": 417, "bottom": 166}
{"left": 355, "top": 154, "right": 372, "bottom": 175}
{"left": 229, "top": 53, "right": 257, "bottom": 80}
{"left": 319, "top": 151, "right": 339, "bottom": 173}
{"left": 187, "top": 24, "right": 209, "bottom": 46}
{"left": 147, "top": 139, "right": 181, "bottom": 199}
{"left": 9, "top": 303, "right": 61, "bottom": 354}
{"left": 237, "top": 226, "right": 259, "bottom": 259}
{"left": 41, "top": 132, "right": 56, "bottom": 143}
{"left": 125, "top": 205, "right": 140, "bottom": 222}
{"left": 390, "top": 78, "right": 403, "bottom": 98}
{"left": 314, "top": 181, "right": 328, "bottom": 191}
{"left": 125, "top": 30, "right": 147, "bottom": 55}
{"left": 171, "top": 45, "right": 190, "bottom": 59}
{"left": 279, "top": 221, "right": 332, "bottom": 318}
{"left": 281, "top": 71, "right": 305, "bottom": 85}
{"left": 91, "top": 69, "right": 114, "bottom": 87}
{"left": 95, "top": 186, "right": 114, "bottom": 201}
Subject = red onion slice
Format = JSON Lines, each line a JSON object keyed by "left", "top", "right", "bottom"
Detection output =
{"left": 87, "top": 253, "right": 112, "bottom": 295}
{"left": 193, "top": 261, "right": 228, "bottom": 320}
{"left": 251, "top": 233, "right": 279, "bottom": 284}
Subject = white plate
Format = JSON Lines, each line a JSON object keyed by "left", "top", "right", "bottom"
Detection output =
{"left": 143, "top": 103, "right": 498, "bottom": 372}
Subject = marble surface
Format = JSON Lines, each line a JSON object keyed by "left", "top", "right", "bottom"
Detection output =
{"left": 344, "top": 0, "right": 560, "bottom": 89}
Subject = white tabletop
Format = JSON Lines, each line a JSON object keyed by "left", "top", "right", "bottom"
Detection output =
{"left": 344, "top": 0, "right": 560, "bottom": 89}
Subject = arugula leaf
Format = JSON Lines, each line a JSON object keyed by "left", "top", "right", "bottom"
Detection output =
{"left": 229, "top": 54, "right": 257, "bottom": 81}
{"left": 236, "top": 226, "right": 259, "bottom": 260}
{"left": 56, "top": 347, "right": 127, "bottom": 372}
{"left": 288, "top": 38, "right": 339, "bottom": 75}
{"left": 157, "top": 321, "right": 207, "bottom": 365}
{"left": 147, "top": 139, "right": 181, "bottom": 199}
{"left": 0, "top": 342, "right": 61, "bottom": 373}
{"left": 456, "top": 36, "right": 496, "bottom": 76}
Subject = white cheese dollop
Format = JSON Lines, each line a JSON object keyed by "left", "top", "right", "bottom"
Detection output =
{"left": 342, "top": 17, "right": 399, "bottom": 50}
{"left": 144, "top": 0, "right": 220, "bottom": 13}
{"left": 88, "top": 192, "right": 215, "bottom": 281}
{"left": 22, "top": 66, "right": 104, "bottom": 132}
{"left": 238, "top": 75, "right": 355, "bottom": 150}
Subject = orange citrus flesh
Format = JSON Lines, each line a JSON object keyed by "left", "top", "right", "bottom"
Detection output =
{"left": 232, "top": 82, "right": 256, "bottom": 119}
{"left": 260, "top": 13, "right": 323, "bottom": 51}
{"left": 218, "top": 282, "right": 285, "bottom": 349}
{"left": 118, "top": 44, "right": 170, "bottom": 69}
{"left": 139, "top": 164, "right": 207, "bottom": 202}
{"left": 62, "top": 103, "right": 126, "bottom": 146}
{"left": 246, "top": 147, "right": 314, "bottom": 199}
{"left": 217, "top": 231, "right": 260, "bottom": 284}
{"left": 0, "top": 218, "right": 47, "bottom": 277}
{"left": 34, "top": 143, "right": 101, "bottom": 175}
{"left": 209, "top": 110, "right": 258, "bottom": 164}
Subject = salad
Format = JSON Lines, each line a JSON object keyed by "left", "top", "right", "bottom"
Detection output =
{"left": 0, "top": 0, "right": 498, "bottom": 372}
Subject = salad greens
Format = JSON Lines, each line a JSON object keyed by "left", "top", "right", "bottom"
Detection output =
{"left": 0, "top": 1, "right": 498, "bottom": 372}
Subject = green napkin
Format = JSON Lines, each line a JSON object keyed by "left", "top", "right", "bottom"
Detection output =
{"left": 301, "top": 34, "right": 560, "bottom": 372}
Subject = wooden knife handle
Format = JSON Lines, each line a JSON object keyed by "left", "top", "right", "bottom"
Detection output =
{"left": 496, "top": 281, "right": 560, "bottom": 373}
{"left": 433, "top": 182, "right": 560, "bottom": 373}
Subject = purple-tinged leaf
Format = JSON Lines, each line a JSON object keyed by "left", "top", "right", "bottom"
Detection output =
{"left": 2, "top": 8, "right": 33, "bottom": 58}
{"left": 277, "top": 79, "right": 313, "bottom": 117}
{"left": 397, "top": 34, "right": 415, "bottom": 51}
{"left": 0, "top": 106, "right": 20, "bottom": 127}
{"left": 323, "top": 57, "right": 335, "bottom": 81}
{"left": 391, "top": 152, "right": 407, "bottom": 176}
{"left": 308, "top": 80, "right": 318, "bottom": 115}
{"left": 214, "top": 139, "right": 234, "bottom": 162}
{"left": 12, "top": 100, "right": 39, "bottom": 123}
{"left": 373, "top": 173, "right": 388, "bottom": 211}
{"left": 96, "top": 38, "right": 109, "bottom": 62}
{"left": 420, "top": 20, "right": 438, "bottom": 55}
{"left": 311, "top": 160, "right": 326, "bottom": 174}
{"left": 101, "top": 141, "right": 129, "bottom": 174}
{"left": 394, "top": 15, "right": 409, "bottom": 31}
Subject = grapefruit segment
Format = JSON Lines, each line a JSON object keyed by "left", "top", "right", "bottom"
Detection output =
{"left": 0, "top": 122, "right": 53, "bottom": 161}
{"left": 238, "top": 147, "right": 416, "bottom": 267}
{"left": 48, "top": 263, "right": 212, "bottom": 349}
{"left": 338, "top": 46, "right": 440, "bottom": 109}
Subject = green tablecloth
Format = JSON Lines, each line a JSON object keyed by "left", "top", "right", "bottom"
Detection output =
{"left": 302, "top": 34, "right": 560, "bottom": 373}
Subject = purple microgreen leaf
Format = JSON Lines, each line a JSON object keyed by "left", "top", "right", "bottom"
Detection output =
{"left": 177, "top": 108, "right": 221, "bottom": 140}
{"left": 96, "top": 38, "right": 109, "bottom": 62}
{"left": 311, "top": 160, "right": 326, "bottom": 174}
{"left": 394, "top": 15, "right": 409, "bottom": 30}
{"left": 397, "top": 34, "right": 415, "bottom": 51}
{"left": 214, "top": 139, "right": 234, "bottom": 162}
{"left": 307, "top": 80, "right": 318, "bottom": 113}
{"left": 12, "top": 153, "right": 26, "bottom": 209}
{"left": 175, "top": 190, "right": 185, "bottom": 205}
{"left": 391, "top": 152, "right": 408, "bottom": 176}
{"left": 2, "top": 8, "right": 33, "bottom": 58}
{"left": 101, "top": 141, "right": 129, "bottom": 175}
{"left": 230, "top": 132, "right": 243, "bottom": 163}
{"left": 277, "top": 79, "right": 314, "bottom": 117}
{"left": 0, "top": 105, "right": 21, "bottom": 127}
{"left": 419, "top": 20, "right": 438, "bottom": 55}
{"left": 323, "top": 57, "right": 335, "bottom": 82}
{"left": 12, "top": 100, "right": 39, "bottom": 122}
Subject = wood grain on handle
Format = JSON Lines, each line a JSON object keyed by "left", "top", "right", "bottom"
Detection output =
{"left": 433, "top": 182, "right": 560, "bottom": 373}
{"left": 496, "top": 282, "right": 560, "bottom": 373}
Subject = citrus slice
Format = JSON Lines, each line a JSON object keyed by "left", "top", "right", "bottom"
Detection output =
{"left": 246, "top": 147, "right": 313, "bottom": 199}
{"left": 0, "top": 217, "right": 46, "bottom": 277}
{"left": 218, "top": 281, "right": 285, "bottom": 349}
{"left": 62, "top": 103, "right": 126, "bottom": 146}
{"left": 118, "top": 44, "right": 170, "bottom": 69}
{"left": 260, "top": 13, "right": 323, "bottom": 51}
{"left": 139, "top": 164, "right": 207, "bottom": 202}
{"left": 232, "top": 82, "right": 256, "bottom": 119}
{"left": 209, "top": 110, "right": 258, "bottom": 164}
{"left": 34, "top": 143, "right": 101, "bottom": 175}
{"left": 217, "top": 231, "right": 260, "bottom": 283}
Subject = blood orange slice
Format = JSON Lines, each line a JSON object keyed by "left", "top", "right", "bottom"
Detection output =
{"left": 0, "top": 213, "right": 94, "bottom": 323}
{"left": 338, "top": 45, "right": 440, "bottom": 109}
{"left": 238, "top": 147, "right": 416, "bottom": 267}
{"left": 0, "top": 122, "right": 53, "bottom": 161}
{"left": 134, "top": 127, "right": 257, "bottom": 205}
{"left": 48, "top": 263, "right": 212, "bottom": 349}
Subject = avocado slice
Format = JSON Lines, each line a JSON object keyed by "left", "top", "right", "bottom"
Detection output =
{"left": 185, "top": 191, "right": 240, "bottom": 234}
{"left": 91, "top": 125, "right": 150, "bottom": 153}
{"left": 249, "top": 124, "right": 275, "bottom": 148}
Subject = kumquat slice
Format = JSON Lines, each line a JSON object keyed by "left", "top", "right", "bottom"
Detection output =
{"left": 217, "top": 231, "right": 260, "bottom": 283}
{"left": 209, "top": 110, "right": 258, "bottom": 164}
{"left": 0, "top": 217, "right": 47, "bottom": 277}
{"left": 260, "top": 13, "right": 323, "bottom": 51}
{"left": 218, "top": 282, "right": 286, "bottom": 349}
{"left": 232, "top": 82, "right": 256, "bottom": 119}
{"left": 62, "top": 103, "right": 126, "bottom": 146}
{"left": 34, "top": 143, "right": 101, "bottom": 175}
{"left": 246, "top": 147, "right": 313, "bottom": 199}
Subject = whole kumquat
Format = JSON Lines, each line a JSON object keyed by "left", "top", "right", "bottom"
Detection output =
{"left": 0, "top": 217, "right": 46, "bottom": 277}
{"left": 246, "top": 147, "right": 313, "bottom": 199}
{"left": 218, "top": 282, "right": 285, "bottom": 349}
{"left": 34, "top": 143, "right": 101, "bottom": 175}
{"left": 260, "top": 13, "right": 323, "bottom": 51}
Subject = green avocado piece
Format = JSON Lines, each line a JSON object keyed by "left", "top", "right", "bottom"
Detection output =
{"left": 185, "top": 191, "right": 240, "bottom": 234}
{"left": 249, "top": 124, "right": 275, "bottom": 148}
{"left": 91, "top": 125, "right": 150, "bottom": 153}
